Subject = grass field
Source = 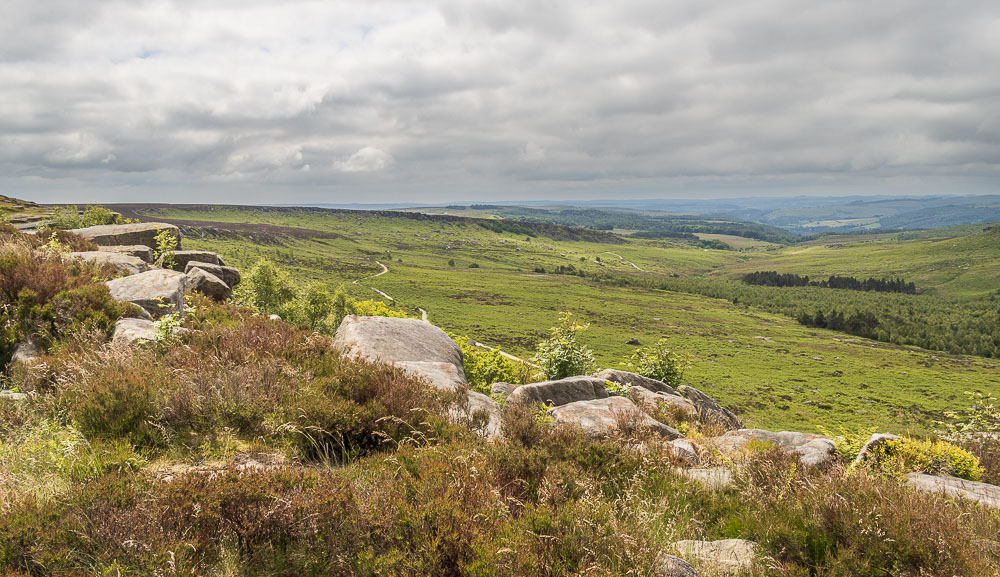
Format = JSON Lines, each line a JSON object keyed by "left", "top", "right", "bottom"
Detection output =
{"left": 116, "top": 204, "right": 1000, "bottom": 435}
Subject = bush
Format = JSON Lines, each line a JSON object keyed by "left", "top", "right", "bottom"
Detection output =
{"left": 47, "top": 205, "right": 131, "bottom": 230}
{"left": 867, "top": 437, "right": 983, "bottom": 481}
{"left": 68, "top": 362, "right": 167, "bottom": 452}
{"left": 623, "top": 338, "right": 685, "bottom": 386}
{"left": 454, "top": 336, "right": 534, "bottom": 393}
{"left": 532, "top": 312, "right": 597, "bottom": 380}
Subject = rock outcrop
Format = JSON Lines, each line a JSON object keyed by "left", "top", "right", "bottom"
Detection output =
{"left": 705, "top": 429, "right": 836, "bottom": 467}
{"left": 185, "top": 267, "right": 232, "bottom": 302}
{"left": 678, "top": 385, "right": 743, "bottom": 430}
{"left": 850, "top": 433, "right": 900, "bottom": 468}
{"left": 547, "top": 396, "right": 682, "bottom": 439}
{"left": 505, "top": 376, "right": 609, "bottom": 408}
{"left": 654, "top": 553, "right": 700, "bottom": 577}
{"left": 67, "top": 251, "right": 148, "bottom": 276}
{"left": 184, "top": 261, "right": 241, "bottom": 288}
{"left": 594, "top": 368, "right": 676, "bottom": 394}
{"left": 673, "top": 539, "right": 758, "bottom": 575}
{"left": 907, "top": 473, "right": 1000, "bottom": 508}
{"left": 167, "top": 250, "right": 226, "bottom": 271}
{"left": 69, "top": 222, "right": 181, "bottom": 250}
{"left": 98, "top": 245, "right": 155, "bottom": 263}
{"left": 630, "top": 386, "right": 698, "bottom": 418}
{"left": 106, "top": 269, "right": 187, "bottom": 318}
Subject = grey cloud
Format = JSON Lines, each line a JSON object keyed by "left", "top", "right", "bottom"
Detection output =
{"left": 0, "top": 0, "right": 997, "bottom": 204}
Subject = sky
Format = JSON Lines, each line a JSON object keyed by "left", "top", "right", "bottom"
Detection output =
{"left": 1, "top": 0, "right": 998, "bottom": 205}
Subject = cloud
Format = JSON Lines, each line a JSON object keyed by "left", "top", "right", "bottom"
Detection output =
{"left": 0, "top": 0, "right": 996, "bottom": 203}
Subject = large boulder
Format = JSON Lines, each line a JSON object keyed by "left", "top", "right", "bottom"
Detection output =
{"left": 67, "top": 251, "right": 147, "bottom": 276}
{"left": 333, "top": 315, "right": 464, "bottom": 369}
{"left": 907, "top": 473, "right": 1000, "bottom": 508}
{"left": 490, "top": 382, "right": 518, "bottom": 398}
{"left": 505, "top": 376, "right": 609, "bottom": 408}
{"left": 111, "top": 318, "right": 158, "bottom": 344}
{"left": 654, "top": 553, "right": 700, "bottom": 577}
{"left": 68, "top": 222, "right": 181, "bottom": 250}
{"left": 165, "top": 250, "right": 226, "bottom": 271}
{"left": 98, "top": 245, "right": 155, "bottom": 263}
{"left": 677, "top": 385, "right": 743, "bottom": 430}
{"left": 630, "top": 386, "right": 698, "bottom": 418}
{"left": 706, "top": 429, "right": 836, "bottom": 467}
{"left": 673, "top": 539, "right": 758, "bottom": 575}
{"left": 185, "top": 267, "right": 232, "bottom": 302}
{"left": 184, "top": 261, "right": 241, "bottom": 288}
{"left": 394, "top": 361, "right": 467, "bottom": 393}
{"left": 105, "top": 269, "right": 187, "bottom": 318}
{"left": 594, "top": 369, "right": 676, "bottom": 395}
{"left": 547, "top": 396, "right": 682, "bottom": 439}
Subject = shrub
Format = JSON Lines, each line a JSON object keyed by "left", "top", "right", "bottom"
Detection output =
{"left": 153, "top": 227, "right": 179, "bottom": 269}
{"left": 454, "top": 336, "right": 533, "bottom": 393}
{"left": 623, "top": 338, "right": 685, "bottom": 386}
{"left": 47, "top": 205, "right": 131, "bottom": 230}
{"left": 532, "top": 312, "right": 597, "bottom": 380}
{"left": 68, "top": 362, "right": 167, "bottom": 452}
{"left": 867, "top": 437, "right": 983, "bottom": 481}
{"left": 233, "top": 258, "right": 297, "bottom": 315}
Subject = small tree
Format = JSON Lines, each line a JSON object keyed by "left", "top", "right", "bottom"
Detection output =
{"left": 234, "top": 258, "right": 297, "bottom": 315}
{"left": 153, "top": 228, "right": 179, "bottom": 269}
{"left": 532, "top": 312, "right": 597, "bottom": 380}
{"left": 625, "top": 338, "right": 686, "bottom": 386}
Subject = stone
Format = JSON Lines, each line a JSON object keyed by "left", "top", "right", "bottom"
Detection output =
{"left": 184, "top": 261, "right": 241, "bottom": 288}
{"left": 850, "top": 433, "right": 900, "bottom": 468}
{"left": 334, "top": 315, "right": 465, "bottom": 369}
{"left": 11, "top": 341, "right": 42, "bottom": 365}
{"left": 98, "top": 245, "right": 155, "bottom": 263}
{"left": 654, "top": 553, "right": 700, "bottom": 577}
{"left": 165, "top": 250, "right": 226, "bottom": 270}
{"left": 675, "top": 467, "right": 733, "bottom": 490}
{"left": 111, "top": 318, "right": 157, "bottom": 344}
{"left": 630, "top": 386, "right": 698, "bottom": 418}
{"left": 677, "top": 385, "right": 743, "bottom": 430}
{"left": 673, "top": 539, "right": 758, "bottom": 575}
{"left": 708, "top": 429, "right": 836, "bottom": 467}
{"left": 268, "top": 314, "right": 282, "bottom": 321}
{"left": 69, "top": 222, "right": 181, "bottom": 250}
{"left": 463, "top": 391, "right": 502, "bottom": 439}
{"left": 67, "top": 251, "right": 147, "bottom": 276}
{"left": 505, "top": 375, "right": 609, "bottom": 408}
{"left": 669, "top": 438, "right": 700, "bottom": 466}
{"left": 594, "top": 369, "right": 676, "bottom": 394}
{"left": 907, "top": 473, "right": 1000, "bottom": 508}
{"left": 547, "top": 396, "right": 682, "bottom": 439}
{"left": 105, "top": 269, "right": 187, "bottom": 318}
{"left": 394, "top": 361, "right": 467, "bottom": 393}
{"left": 185, "top": 267, "right": 232, "bottom": 301}
{"left": 0, "top": 390, "right": 29, "bottom": 402}
{"left": 490, "top": 382, "right": 518, "bottom": 398}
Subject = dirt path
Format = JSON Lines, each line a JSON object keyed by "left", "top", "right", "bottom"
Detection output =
{"left": 467, "top": 338, "right": 541, "bottom": 368}
{"left": 602, "top": 251, "right": 643, "bottom": 271}
{"left": 352, "top": 260, "right": 389, "bottom": 285}
{"left": 417, "top": 308, "right": 428, "bottom": 322}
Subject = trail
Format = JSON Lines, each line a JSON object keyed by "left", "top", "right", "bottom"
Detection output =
{"left": 467, "top": 338, "right": 541, "bottom": 368}
{"left": 417, "top": 308, "right": 428, "bottom": 322}
{"left": 602, "top": 251, "right": 643, "bottom": 271}
{"left": 352, "top": 260, "right": 389, "bottom": 284}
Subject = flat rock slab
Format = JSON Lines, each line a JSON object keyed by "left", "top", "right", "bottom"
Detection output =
{"left": 707, "top": 429, "right": 836, "bottom": 467}
{"left": 505, "top": 375, "right": 610, "bottom": 408}
{"left": 184, "top": 261, "right": 241, "bottom": 288}
{"left": 69, "top": 222, "right": 181, "bottom": 250}
{"left": 106, "top": 269, "right": 187, "bottom": 318}
{"left": 547, "top": 396, "right": 682, "bottom": 439}
{"left": 678, "top": 385, "right": 743, "bottom": 430}
{"left": 907, "top": 473, "right": 1000, "bottom": 508}
{"left": 185, "top": 267, "right": 232, "bottom": 302}
{"left": 630, "top": 386, "right": 697, "bottom": 417}
{"left": 334, "top": 315, "right": 465, "bottom": 368}
{"left": 594, "top": 369, "right": 676, "bottom": 394}
{"left": 98, "top": 245, "right": 155, "bottom": 263}
{"left": 68, "top": 251, "right": 147, "bottom": 276}
{"left": 111, "top": 318, "right": 157, "bottom": 344}
{"left": 675, "top": 467, "right": 733, "bottom": 490}
{"left": 674, "top": 539, "right": 758, "bottom": 575}
{"left": 168, "top": 250, "right": 225, "bottom": 270}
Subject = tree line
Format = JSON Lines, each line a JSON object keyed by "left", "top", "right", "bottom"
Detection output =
{"left": 742, "top": 271, "right": 917, "bottom": 294}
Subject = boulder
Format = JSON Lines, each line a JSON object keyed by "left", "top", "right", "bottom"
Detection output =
{"left": 630, "top": 386, "right": 698, "bottom": 418}
{"left": 111, "top": 318, "right": 158, "bottom": 344}
{"left": 185, "top": 267, "right": 232, "bottom": 302}
{"left": 850, "top": 433, "right": 900, "bottom": 469}
{"left": 166, "top": 250, "right": 226, "bottom": 270}
{"left": 677, "top": 385, "right": 743, "bottom": 430}
{"left": 11, "top": 341, "right": 41, "bottom": 365}
{"left": 654, "top": 553, "right": 700, "bottom": 577}
{"left": 669, "top": 438, "right": 700, "bottom": 466}
{"left": 463, "top": 391, "right": 502, "bottom": 439}
{"left": 0, "top": 390, "right": 29, "bottom": 402}
{"left": 394, "top": 361, "right": 467, "bottom": 393}
{"left": 907, "top": 473, "right": 1000, "bottom": 508}
{"left": 673, "top": 539, "right": 758, "bottom": 575}
{"left": 490, "top": 382, "right": 518, "bottom": 398}
{"left": 68, "top": 222, "right": 181, "bottom": 250}
{"left": 675, "top": 466, "right": 733, "bottom": 490}
{"left": 98, "top": 245, "right": 155, "bottom": 263}
{"left": 547, "top": 396, "right": 682, "bottom": 439}
{"left": 505, "top": 376, "right": 609, "bottom": 408}
{"left": 333, "top": 315, "right": 464, "bottom": 369}
{"left": 105, "top": 269, "right": 187, "bottom": 318}
{"left": 184, "top": 261, "right": 241, "bottom": 288}
{"left": 708, "top": 429, "right": 836, "bottom": 467}
{"left": 67, "top": 251, "right": 147, "bottom": 276}
{"left": 594, "top": 369, "right": 676, "bottom": 394}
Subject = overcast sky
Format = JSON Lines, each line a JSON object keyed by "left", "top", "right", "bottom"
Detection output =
{"left": 2, "top": 0, "right": 997, "bottom": 205}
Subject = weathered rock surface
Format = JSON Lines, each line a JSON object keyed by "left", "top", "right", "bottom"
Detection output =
{"left": 907, "top": 473, "right": 1000, "bottom": 508}
{"left": 185, "top": 267, "right": 232, "bottom": 301}
{"left": 167, "top": 250, "right": 225, "bottom": 270}
{"left": 334, "top": 315, "right": 464, "bottom": 369}
{"left": 394, "top": 361, "right": 467, "bottom": 393}
{"left": 654, "top": 553, "right": 700, "bottom": 577}
{"left": 505, "top": 376, "right": 609, "bottom": 408}
{"left": 105, "top": 269, "right": 187, "bottom": 317}
{"left": 111, "top": 318, "right": 157, "bottom": 344}
{"left": 0, "top": 390, "right": 29, "bottom": 402}
{"left": 184, "top": 261, "right": 241, "bottom": 288}
{"left": 547, "top": 396, "right": 682, "bottom": 439}
{"left": 707, "top": 429, "right": 836, "bottom": 467}
{"left": 678, "top": 385, "right": 743, "bottom": 430}
{"left": 11, "top": 341, "right": 41, "bottom": 365}
{"left": 463, "top": 391, "right": 502, "bottom": 439}
{"left": 850, "top": 433, "right": 900, "bottom": 468}
{"left": 594, "top": 369, "right": 676, "bottom": 394}
{"left": 490, "top": 382, "right": 518, "bottom": 398}
{"left": 98, "top": 244, "right": 155, "bottom": 263}
{"left": 69, "top": 222, "right": 181, "bottom": 250}
{"left": 67, "top": 251, "right": 148, "bottom": 276}
{"left": 630, "top": 386, "right": 698, "bottom": 417}
{"left": 675, "top": 467, "right": 733, "bottom": 490}
{"left": 673, "top": 539, "right": 758, "bottom": 575}
{"left": 669, "top": 438, "right": 700, "bottom": 466}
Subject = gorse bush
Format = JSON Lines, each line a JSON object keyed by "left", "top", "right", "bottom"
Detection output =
{"left": 532, "top": 312, "right": 597, "bottom": 380}
{"left": 454, "top": 335, "right": 535, "bottom": 393}
{"left": 623, "top": 338, "right": 685, "bottom": 386}
{"left": 868, "top": 437, "right": 983, "bottom": 481}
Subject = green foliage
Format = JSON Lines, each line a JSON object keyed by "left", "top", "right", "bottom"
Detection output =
{"left": 865, "top": 437, "right": 983, "bottom": 481}
{"left": 47, "top": 204, "right": 132, "bottom": 230}
{"left": 532, "top": 312, "right": 597, "bottom": 380}
{"left": 454, "top": 336, "right": 533, "bottom": 393}
{"left": 153, "top": 227, "right": 179, "bottom": 269}
{"left": 623, "top": 338, "right": 685, "bottom": 386}
{"left": 69, "top": 363, "right": 167, "bottom": 452}
{"left": 603, "top": 379, "right": 631, "bottom": 398}
{"left": 233, "top": 258, "right": 297, "bottom": 315}
{"left": 938, "top": 391, "right": 1000, "bottom": 439}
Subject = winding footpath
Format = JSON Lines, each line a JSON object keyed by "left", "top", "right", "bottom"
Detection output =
{"left": 601, "top": 251, "right": 644, "bottom": 271}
